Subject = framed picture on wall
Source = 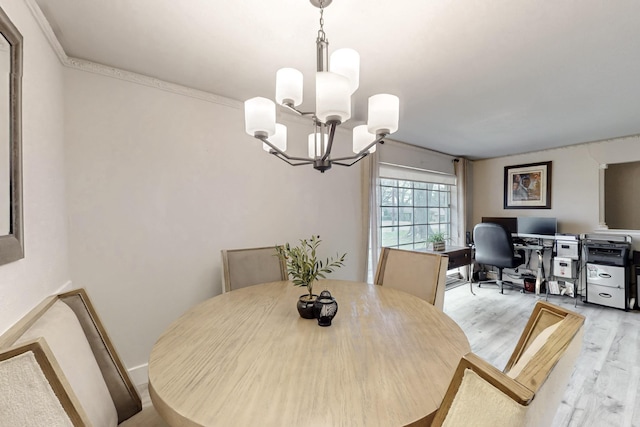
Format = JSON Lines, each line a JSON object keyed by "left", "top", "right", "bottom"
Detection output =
{"left": 504, "top": 161, "right": 552, "bottom": 209}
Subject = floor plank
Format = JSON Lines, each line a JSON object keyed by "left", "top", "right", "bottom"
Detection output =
{"left": 443, "top": 283, "right": 640, "bottom": 427}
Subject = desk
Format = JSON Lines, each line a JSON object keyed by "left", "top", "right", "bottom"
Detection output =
{"left": 148, "top": 280, "right": 470, "bottom": 427}
{"left": 514, "top": 243, "right": 549, "bottom": 295}
{"left": 422, "top": 245, "right": 473, "bottom": 293}
{"left": 426, "top": 245, "right": 472, "bottom": 270}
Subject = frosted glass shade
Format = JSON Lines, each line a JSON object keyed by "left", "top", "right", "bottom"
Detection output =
{"left": 352, "top": 125, "right": 376, "bottom": 154}
{"left": 367, "top": 94, "right": 399, "bottom": 135}
{"left": 263, "top": 123, "right": 287, "bottom": 152}
{"left": 276, "top": 68, "right": 303, "bottom": 106}
{"left": 330, "top": 48, "right": 360, "bottom": 94}
{"left": 244, "top": 97, "right": 276, "bottom": 137}
{"left": 315, "top": 72, "right": 351, "bottom": 124}
{"left": 308, "top": 133, "right": 329, "bottom": 158}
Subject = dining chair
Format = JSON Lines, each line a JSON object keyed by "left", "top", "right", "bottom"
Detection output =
{"left": 431, "top": 300, "right": 585, "bottom": 427}
{"left": 0, "top": 288, "right": 168, "bottom": 426}
{"left": 0, "top": 338, "right": 88, "bottom": 426}
{"left": 473, "top": 222, "right": 523, "bottom": 293}
{"left": 221, "top": 246, "right": 288, "bottom": 293}
{"left": 374, "top": 247, "right": 449, "bottom": 310}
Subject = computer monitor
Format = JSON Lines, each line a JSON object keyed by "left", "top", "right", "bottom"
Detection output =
{"left": 481, "top": 217, "right": 518, "bottom": 235}
{"left": 516, "top": 217, "right": 557, "bottom": 238}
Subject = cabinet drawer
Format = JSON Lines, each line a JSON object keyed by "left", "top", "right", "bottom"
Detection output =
{"left": 585, "top": 263, "right": 626, "bottom": 286}
{"left": 586, "top": 282, "right": 627, "bottom": 310}
{"left": 446, "top": 248, "right": 471, "bottom": 270}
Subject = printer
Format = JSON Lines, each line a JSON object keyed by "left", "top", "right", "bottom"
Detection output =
{"left": 583, "top": 235, "right": 631, "bottom": 311}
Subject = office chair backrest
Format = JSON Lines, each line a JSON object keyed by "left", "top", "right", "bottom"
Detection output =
{"left": 473, "top": 222, "right": 517, "bottom": 269}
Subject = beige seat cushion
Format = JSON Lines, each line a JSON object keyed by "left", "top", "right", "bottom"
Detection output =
{"left": 0, "top": 351, "right": 74, "bottom": 427}
{"left": 442, "top": 369, "right": 527, "bottom": 427}
{"left": 16, "top": 301, "right": 118, "bottom": 427}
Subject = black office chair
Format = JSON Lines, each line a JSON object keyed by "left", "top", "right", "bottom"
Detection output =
{"left": 473, "top": 222, "right": 523, "bottom": 293}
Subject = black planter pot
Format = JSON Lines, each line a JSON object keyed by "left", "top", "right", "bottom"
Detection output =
{"left": 297, "top": 294, "right": 318, "bottom": 319}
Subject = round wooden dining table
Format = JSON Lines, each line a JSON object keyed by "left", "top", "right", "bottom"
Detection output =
{"left": 148, "top": 280, "right": 470, "bottom": 427}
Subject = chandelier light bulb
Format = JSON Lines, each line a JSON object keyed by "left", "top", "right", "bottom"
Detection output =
{"left": 244, "top": 97, "right": 276, "bottom": 137}
{"left": 308, "top": 132, "right": 329, "bottom": 158}
{"left": 315, "top": 71, "right": 351, "bottom": 124}
{"left": 353, "top": 125, "right": 376, "bottom": 154}
{"left": 263, "top": 123, "right": 288, "bottom": 152}
{"left": 330, "top": 48, "right": 360, "bottom": 94}
{"left": 276, "top": 68, "right": 303, "bottom": 107}
{"left": 367, "top": 94, "right": 400, "bottom": 135}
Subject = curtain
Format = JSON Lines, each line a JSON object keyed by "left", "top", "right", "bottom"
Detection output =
{"left": 454, "top": 157, "right": 471, "bottom": 278}
{"left": 362, "top": 152, "right": 380, "bottom": 283}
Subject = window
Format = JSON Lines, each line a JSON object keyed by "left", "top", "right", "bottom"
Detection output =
{"left": 379, "top": 178, "right": 452, "bottom": 251}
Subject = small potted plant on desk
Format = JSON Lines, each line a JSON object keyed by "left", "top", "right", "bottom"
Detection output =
{"left": 428, "top": 231, "right": 447, "bottom": 252}
{"left": 275, "top": 235, "right": 346, "bottom": 319}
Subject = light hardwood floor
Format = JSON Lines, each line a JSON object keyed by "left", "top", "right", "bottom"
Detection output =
{"left": 443, "top": 282, "right": 640, "bottom": 427}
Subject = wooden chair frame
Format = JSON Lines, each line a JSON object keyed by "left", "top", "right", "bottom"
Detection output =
{"left": 431, "top": 301, "right": 585, "bottom": 426}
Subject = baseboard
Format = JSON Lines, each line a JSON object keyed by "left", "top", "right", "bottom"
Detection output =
{"left": 129, "top": 362, "right": 149, "bottom": 388}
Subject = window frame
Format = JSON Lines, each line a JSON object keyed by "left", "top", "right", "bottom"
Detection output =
{"left": 378, "top": 178, "right": 453, "bottom": 252}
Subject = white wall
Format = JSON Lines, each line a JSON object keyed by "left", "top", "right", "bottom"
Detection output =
{"left": 0, "top": 0, "right": 70, "bottom": 333}
{"left": 63, "top": 68, "right": 365, "bottom": 376}
{"left": 472, "top": 135, "right": 640, "bottom": 245}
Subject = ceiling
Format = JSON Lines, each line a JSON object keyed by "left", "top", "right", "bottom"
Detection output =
{"left": 33, "top": 0, "right": 640, "bottom": 159}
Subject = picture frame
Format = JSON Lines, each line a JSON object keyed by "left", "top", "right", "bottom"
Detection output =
{"left": 504, "top": 161, "right": 552, "bottom": 209}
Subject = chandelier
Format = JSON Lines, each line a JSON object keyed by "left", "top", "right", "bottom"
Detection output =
{"left": 243, "top": 0, "right": 399, "bottom": 173}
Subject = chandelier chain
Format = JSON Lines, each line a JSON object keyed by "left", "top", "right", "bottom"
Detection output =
{"left": 317, "top": 0, "right": 326, "bottom": 41}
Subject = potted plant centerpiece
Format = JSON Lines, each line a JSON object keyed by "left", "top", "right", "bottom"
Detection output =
{"left": 428, "top": 231, "right": 448, "bottom": 252}
{"left": 275, "top": 235, "right": 346, "bottom": 319}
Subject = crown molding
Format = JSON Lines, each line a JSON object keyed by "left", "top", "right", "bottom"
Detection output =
{"left": 63, "top": 57, "right": 241, "bottom": 108}
{"left": 22, "top": 0, "right": 365, "bottom": 132}
{"left": 23, "top": 0, "right": 241, "bottom": 109}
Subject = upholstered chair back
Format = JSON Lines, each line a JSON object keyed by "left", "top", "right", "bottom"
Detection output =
{"left": 374, "top": 247, "right": 449, "bottom": 309}
{"left": 221, "top": 246, "right": 287, "bottom": 293}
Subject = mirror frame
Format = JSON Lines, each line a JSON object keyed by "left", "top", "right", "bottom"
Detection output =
{"left": 0, "top": 6, "right": 23, "bottom": 266}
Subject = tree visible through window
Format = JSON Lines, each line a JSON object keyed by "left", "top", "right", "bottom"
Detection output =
{"left": 379, "top": 178, "right": 452, "bottom": 250}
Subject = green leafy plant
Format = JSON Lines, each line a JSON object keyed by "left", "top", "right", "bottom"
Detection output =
{"left": 428, "top": 231, "right": 447, "bottom": 243}
{"left": 428, "top": 231, "right": 448, "bottom": 251}
{"left": 275, "top": 235, "right": 346, "bottom": 300}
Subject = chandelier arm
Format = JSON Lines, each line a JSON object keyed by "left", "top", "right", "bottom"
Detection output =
{"left": 332, "top": 153, "right": 369, "bottom": 167}
{"left": 321, "top": 121, "right": 338, "bottom": 161}
{"left": 281, "top": 103, "right": 316, "bottom": 117}
{"left": 329, "top": 152, "right": 368, "bottom": 163}
{"left": 356, "top": 134, "right": 387, "bottom": 157}
{"left": 270, "top": 152, "right": 315, "bottom": 167}
{"left": 258, "top": 135, "right": 315, "bottom": 163}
